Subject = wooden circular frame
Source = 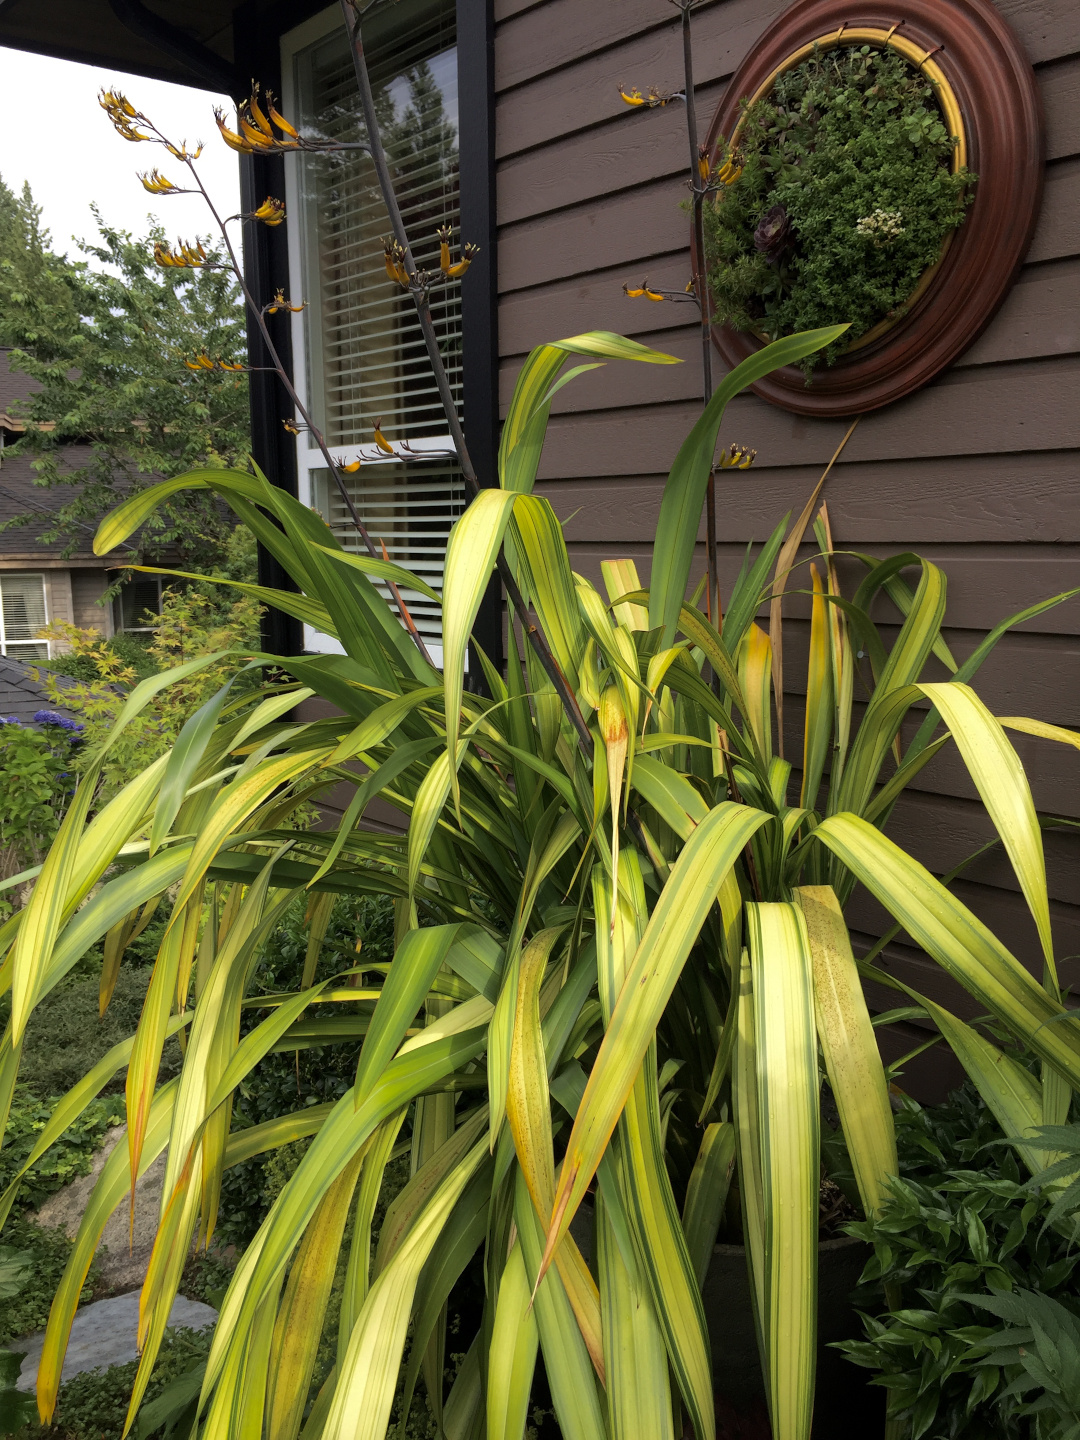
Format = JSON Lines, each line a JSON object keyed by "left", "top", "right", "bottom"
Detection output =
{"left": 701, "top": 0, "right": 1044, "bottom": 417}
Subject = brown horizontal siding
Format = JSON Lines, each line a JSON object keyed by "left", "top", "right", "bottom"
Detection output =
{"left": 536, "top": 449, "right": 1080, "bottom": 543}
{"left": 564, "top": 539, "right": 1080, "bottom": 640}
{"left": 494, "top": 0, "right": 1080, "bottom": 1099}
{"left": 497, "top": 55, "right": 1078, "bottom": 226}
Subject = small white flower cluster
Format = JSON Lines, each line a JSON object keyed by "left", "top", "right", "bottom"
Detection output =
{"left": 855, "top": 208, "right": 905, "bottom": 247}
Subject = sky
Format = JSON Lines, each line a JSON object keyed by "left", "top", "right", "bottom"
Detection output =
{"left": 0, "top": 47, "right": 242, "bottom": 263}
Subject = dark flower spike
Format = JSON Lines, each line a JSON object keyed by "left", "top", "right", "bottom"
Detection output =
{"left": 265, "top": 289, "right": 305, "bottom": 315}
{"left": 249, "top": 197, "right": 286, "bottom": 226}
{"left": 618, "top": 84, "right": 685, "bottom": 108}
{"left": 383, "top": 238, "right": 410, "bottom": 288}
{"left": 719, "top": 444, "right": 757, "bottom": 469}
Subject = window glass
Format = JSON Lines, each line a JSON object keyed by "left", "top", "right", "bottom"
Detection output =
{"left": 113, "top": 578, "right": 162, "bottom": 633}
{"left": 294, "top": 0, "right": 460, "bottom": 444}
{"left": 293, "top": 0, "right": 462, "bottom": 654}
{"left": 0, "top": 573, "right": 48, "bottom": 659}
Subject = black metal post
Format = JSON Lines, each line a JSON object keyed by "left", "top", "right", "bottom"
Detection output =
{"left": 232, "top": 2, "right": 304, "bottom": 657}
{"left": 457, "top": 0, "right": 503, "bottom": 683}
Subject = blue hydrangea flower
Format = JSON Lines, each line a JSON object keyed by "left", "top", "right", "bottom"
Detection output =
{"left": 33, "top": 710, "right": 84, "bottom": 733}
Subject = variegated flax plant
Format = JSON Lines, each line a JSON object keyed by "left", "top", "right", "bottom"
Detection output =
{"left": 2, "top": 22, "right": 1080, "bottom": 1440}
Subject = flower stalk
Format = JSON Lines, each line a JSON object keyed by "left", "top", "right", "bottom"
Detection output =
{"left": 337, "top": 0, "right": 594, "bottom": 755}
{"left": 99, "top": 87, "right": 433, "bottom": 663}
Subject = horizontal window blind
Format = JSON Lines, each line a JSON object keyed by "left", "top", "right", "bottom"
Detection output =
{"left": 293, "top": 0, "right": 462, "bottom": 653}
{"left": 294, "top": 0, "right": 460, "bottom": 446}
{"left": 0, "top": 572, "right": 48, "bottom": 659}
{"left": 317, "top": 461, "right": 464, "bottom": 647}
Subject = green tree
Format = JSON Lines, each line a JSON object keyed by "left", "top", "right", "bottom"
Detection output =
{"left": 0, "top": 179, "right": 251, "bottom": 569}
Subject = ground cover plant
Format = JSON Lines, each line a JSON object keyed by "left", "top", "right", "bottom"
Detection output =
{"left": 703, "top": 42, "right": 975, "bottom": 370}
{"left": 841, "top": 1087, "right": 1080, "bottom": 1438}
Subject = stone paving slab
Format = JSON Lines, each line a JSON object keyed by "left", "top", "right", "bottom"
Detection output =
{"left": 14, "top": 1293, "right": 217, "bottom": 1391}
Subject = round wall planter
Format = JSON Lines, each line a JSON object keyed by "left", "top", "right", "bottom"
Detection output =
{"left": 701, "top": 0, "right": 1044, "bottom": 417}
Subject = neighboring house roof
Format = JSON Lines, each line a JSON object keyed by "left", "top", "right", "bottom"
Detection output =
{"left": 0, "top": 654, "right": 82, "bottom": 725}
{"left": 0, "top": 346, "right": 37, "bottom": 436}
{"left": 0, "top": 448, "right": 112, "bottom": 566}
{"left": 0, "top": 349, "right": 141, "bottom": 569}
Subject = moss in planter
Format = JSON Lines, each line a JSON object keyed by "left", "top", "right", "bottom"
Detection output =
{"left": 703, "top": 43, "right": 975, "bottom": 372}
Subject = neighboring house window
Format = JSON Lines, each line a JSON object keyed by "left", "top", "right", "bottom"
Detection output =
{"left": 112, "top": 577, "right": 163, "bottom": 634}
{"left": 0, "top": 572, "right": 48, "bottom": 659}
{"left": 283, "top": 0, "right": 463, "bottom": 660}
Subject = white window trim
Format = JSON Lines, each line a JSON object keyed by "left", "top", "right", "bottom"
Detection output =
{"left": 0, "top": 570, "right": 50, "bottom": 660}
{"left": 280, "top": 7, "right": 456, "bottom": 665}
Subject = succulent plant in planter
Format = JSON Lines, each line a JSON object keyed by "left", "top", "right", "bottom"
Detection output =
{"left": 703, "top": 42, "right": 976, "bottom": 372}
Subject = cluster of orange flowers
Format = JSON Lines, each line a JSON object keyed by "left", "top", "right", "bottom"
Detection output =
{"left": 214, "top": 86, "right": 302, "bottom": 154}
{"left": 183, "top": 353, "right": 246, "bottom": 373}
{"left": 153, "top": 239, "right": 208, "bottom": 269}
{"left": 383, "top": 230, "right": 479, "bottom": 289}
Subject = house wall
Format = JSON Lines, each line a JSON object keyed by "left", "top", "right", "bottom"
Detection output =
{"left": 493, "top": 0, "right": 1080, "bottom": 1096}
{"left": 71, "top": 568, "right": 113, "bottom": 636}
{"left": 43, "top": 570, "right": 74, "bottom": 633}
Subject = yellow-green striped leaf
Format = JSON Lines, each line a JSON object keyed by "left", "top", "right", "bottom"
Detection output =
{"left": 748, "top": 902, "right": 819, "bottom": 1440}
{"left": 795, "top": 886, "right": 896, "bottom": 1218}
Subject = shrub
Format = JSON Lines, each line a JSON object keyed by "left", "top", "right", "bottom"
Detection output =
{"left": 838, "top": 1087, "right": 1080, "bottom": 1439}
{"left": 9, "top": 1326, "right": 214, "bottom": 1440}
{"left": 0, "top": 1217, "right": 96, "bottom": 1347}
{"left": 215, "top": 894, "right": 396, "bottom": 1247}
{"left": 0, "top": 1092, "right": 123, "bottom": 1212}
{"left": 1, "top": 963, "right": 176, "bottom": 1102}
{"left": 0, "top": 717, "right": 83, "bottom": 886}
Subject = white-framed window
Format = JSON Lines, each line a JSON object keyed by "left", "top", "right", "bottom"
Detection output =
{"left": 0, "top": 572, "right": 48, "bottom": 660}
{"left": 111, "top": 576, "right": 163, "bottom": 634}
{"left": 282, "top": 0, "right": 462, "bottom": 663}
